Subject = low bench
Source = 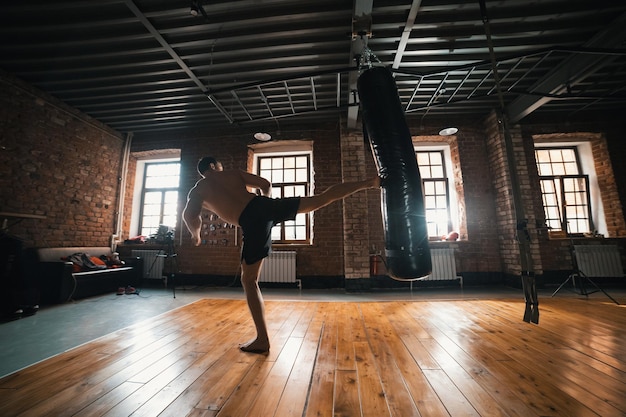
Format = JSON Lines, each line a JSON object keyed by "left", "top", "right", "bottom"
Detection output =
{"left": 25, "top": 246, "right": 142, "bottom": 304}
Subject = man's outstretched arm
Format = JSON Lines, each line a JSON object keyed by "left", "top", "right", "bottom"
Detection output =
{"left": 182, "top": 193, "right": 203, "bottom": 246}
{"left": 240, "top": 171, "right": 271, "bottom": 196}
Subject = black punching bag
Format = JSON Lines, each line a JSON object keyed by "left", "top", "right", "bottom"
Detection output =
{"left": 358, "top": 66, "right": 431, "bottom": 280}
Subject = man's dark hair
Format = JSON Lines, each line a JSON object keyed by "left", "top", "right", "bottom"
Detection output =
{"left": 197, "top": 156, "right": 217, "bottom": 174}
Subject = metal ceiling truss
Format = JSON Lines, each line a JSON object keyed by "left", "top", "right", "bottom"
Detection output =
{"left": 207, "top": 66, "right": 355, "bottom": 123}
{"left": 206, "top": 46, "right": 626, "bottom": 125}
{"left": 2, "top": 1, "right": 626, "bottom": 133}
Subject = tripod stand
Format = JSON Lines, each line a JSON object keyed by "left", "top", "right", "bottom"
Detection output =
{"left": 145, "top": 239, "right": 180, "bottom": 298}
{"left": 551, "top": 238, "right": 619, "bottom": 305}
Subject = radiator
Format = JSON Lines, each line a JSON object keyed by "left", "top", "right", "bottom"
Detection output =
{"left": 422, "top": 248, "right": 463, "bottom": 287}
{"left": 259, "top": 251, "right": 300, "bottom": 288}
{"left": 574, "top": 245, "right": 624, "bottom": 278}
{"left": 132, "top": 249, "right": 164, "bottom": 279}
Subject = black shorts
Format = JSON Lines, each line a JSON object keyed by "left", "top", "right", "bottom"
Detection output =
{"left": 238, "top": 196, "right": 301, "bottom": 265}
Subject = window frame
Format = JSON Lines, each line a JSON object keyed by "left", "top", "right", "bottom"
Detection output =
{"left": 255, "top": 152, "right": 313, "bottom": 244}
{"left": 535, "top": 146, "right": 594, "bottom": 235}
{"left": 415, "top": 149, "right": 453, "bottom": 239}
{"left": 138, "top": 161, "right": 181, "bottom": 237}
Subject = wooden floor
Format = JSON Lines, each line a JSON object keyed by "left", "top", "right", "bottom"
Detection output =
{"left": 1, "top": 296, "right": 625, "bottom": 417}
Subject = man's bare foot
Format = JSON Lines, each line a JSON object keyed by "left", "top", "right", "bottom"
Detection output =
{"left": 239, "top": 338, "right": 270, "bottom": 354}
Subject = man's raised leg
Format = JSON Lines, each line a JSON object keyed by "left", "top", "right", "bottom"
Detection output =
{"left": 297, "top": 176, "right": 379, "bottom": 213}
{"left": 239, "top": 259, "right": 270, "bottom": 354}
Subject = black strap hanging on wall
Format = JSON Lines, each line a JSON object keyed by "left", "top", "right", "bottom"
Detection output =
{"left": 479, "top": 0, "right": 539, "bottom": 324}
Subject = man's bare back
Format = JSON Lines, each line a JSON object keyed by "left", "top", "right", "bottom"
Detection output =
{"left": 191, "top": 171, "right": 257, "bottom": 224}
{"left": 183, "top": 165, "right": 270, "bottom": 246}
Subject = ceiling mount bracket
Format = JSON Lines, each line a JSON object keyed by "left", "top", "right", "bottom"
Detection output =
{"left": 357, "top": 46, "right": 382, "bottom": 72}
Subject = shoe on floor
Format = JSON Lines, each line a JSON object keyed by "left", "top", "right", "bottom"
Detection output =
{"left": 125, "top": 286, "right": 137, "bottom": 295}
{"left": 116, "top": 287, "right": 125, "bottom": 295}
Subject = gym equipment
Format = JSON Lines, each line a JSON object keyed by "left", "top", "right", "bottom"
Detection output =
{"left": 358, "top": 65, "right": 431, "bottom": 280}
{"left": 550, "top": 230, "right": 619, "bottom": 305}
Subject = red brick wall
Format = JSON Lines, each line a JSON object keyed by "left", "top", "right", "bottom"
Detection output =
{"left": 130, "top": 122, "right": 350, "bottom": 277}
{"left": 120, "top": 152, "right": 136, "bottom": 242}
{"left": 521, "top": 127, "right": 626, "bottom": 272}
{"left": 454, "top": 120, "right": 506, "bottom": 274}
{"left": 300, "top": 126, "right": 345, "bottom": 276}
{"left": 0, "top": 70, "right": 125, "bottom": 248}
{"left": 590, "top": 134, "right": 625, "bottom": 237}
{"left": 3, "top": 68, "right": 624, "bottom": 283}
{"left": 483, "top": 112, "right": 545, "bottom": 275}
{"left": 340, "top": 127, "right": 371, "bottom": 279}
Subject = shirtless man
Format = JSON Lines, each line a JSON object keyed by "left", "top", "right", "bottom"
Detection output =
{"left": 183, "top": 156, "right": 379, "bottom": 354}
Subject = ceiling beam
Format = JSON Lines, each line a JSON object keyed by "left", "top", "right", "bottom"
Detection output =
{"left": 506, "top": 11, "right": 626, "bottom": 123}
{"left": 124, "top": 0, "right": 208, "bottom": 94}
{"left": 392, "top": 0, "right": 423, "bottom": 70}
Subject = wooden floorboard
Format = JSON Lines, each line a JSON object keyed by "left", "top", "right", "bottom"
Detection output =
{"left": 1, "top": 297, "right": 625, "bottom": 417}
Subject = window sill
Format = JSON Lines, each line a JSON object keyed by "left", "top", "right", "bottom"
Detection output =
{"left": 273, "top": 242, "right": 312, "bottom": 248}
{"left": 548, "top": 231, "right": 567, "bottom": 239}
{"left": 548, "top": 231, "right": 605, "bottom": 240}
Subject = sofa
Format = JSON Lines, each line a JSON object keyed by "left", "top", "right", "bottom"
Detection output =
{"left": 25, "top": 246, "right": 143, "bottom": 304}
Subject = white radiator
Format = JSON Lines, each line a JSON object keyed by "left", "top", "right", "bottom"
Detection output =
{"left": 132, "top": 249, "right": 163, "bottom": 279}
{"left": 574, "top": 245, "right": 624, "bottom": 278}
{"left": 259, "top": 251, "right": 300, "bottom": 288}
{"left": 423, "top": 248, "right": 463, "bottom": 287}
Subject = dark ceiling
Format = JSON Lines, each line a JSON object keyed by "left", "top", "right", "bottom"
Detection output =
{"left": 1, "top": 0, "right": 626, "bottom": 135}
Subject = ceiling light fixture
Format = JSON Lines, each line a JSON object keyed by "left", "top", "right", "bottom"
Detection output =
{"left": 439, "top": 127, "right": 458, "bottom": 136}
{"left": 190, "top": 0, "right": 209, "bottom": 20}
{"left": 190, "top": 1, "right": 199, "bottom": 16}
{"left": 254, "top": 132, "right": 272, "bottom": 141}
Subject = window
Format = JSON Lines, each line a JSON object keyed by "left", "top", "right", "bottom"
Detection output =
{"left": 139, "top": 162, "right": 180, "bottom": 237}
{"left": 257, "top": 154, "right": 311, "bottom": 243}
{"left": 535, "top": 147, "right": 593, "bottom": 234}
{"left": 416, "top": 150, "right": 451, "bottom": 238}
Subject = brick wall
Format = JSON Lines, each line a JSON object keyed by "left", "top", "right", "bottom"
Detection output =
{"left": 453, "top": 122, "right": 505, "bottom": 274}
{"left": 136, "top": 112, "right": 621, "bottom": 284}
{"left": 0, "top": 70, "right": 125, "bottom": 248}
{"left": 340, "top": 128, "right": 371, "bottom": 279}
{"left": 590, "top": 134, "right": 626, "bottom": 237}
{"left": 400, "top": 117, "right": 505, "bottom": 278}
{"left": 301, "top": 126, "right": 346, "bottom": 276}
{"left": 119, "top": 150, "right": 136, "bottom": 243}
{"left": 521, "top": 125, "right": 626, "bottom": 274}
{"left": 483, "top": 111, "right": 543, "bottom": 276}
{"left": 129, "top": 122, "right": 350, "bottom": 277}
{"left": 3, "top": 68, "right": 624, "bottom": 286}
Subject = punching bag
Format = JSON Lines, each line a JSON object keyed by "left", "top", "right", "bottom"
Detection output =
{"left": 358, "top": 66, "right": 431, "bottom": 280}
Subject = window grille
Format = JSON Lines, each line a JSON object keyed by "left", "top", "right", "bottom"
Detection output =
{"left": 257, "top": 154, "right": 311, "bottom": 243}
{"left": 416, "top": 150, "right": 451, "bottom": 238}
{"left": 139, "top": 162, "right": 180, "bottom": 237}
{"left": 535, "top": 147, "right": 593, "bottom": 234}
